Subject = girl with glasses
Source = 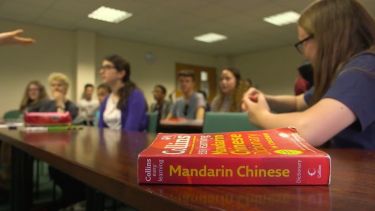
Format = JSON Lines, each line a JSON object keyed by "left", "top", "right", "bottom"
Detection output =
{"left": 98, "top": 54, "right": 148, "bottom": 131}
{"left": 242, "top": 0, "right": 375, "bottom": 149}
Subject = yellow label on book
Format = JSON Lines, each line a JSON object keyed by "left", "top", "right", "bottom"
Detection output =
{"left": 274, "top": 149, "right": 303, "bottom": 155}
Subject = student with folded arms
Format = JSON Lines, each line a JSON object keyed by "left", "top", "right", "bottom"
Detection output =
{"left": 242, "top": 0, "right": 375, "bottom": 149}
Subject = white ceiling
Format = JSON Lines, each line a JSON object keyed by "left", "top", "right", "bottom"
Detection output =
{"left": 0, "top": 0, "right": 374, "bottom": 56}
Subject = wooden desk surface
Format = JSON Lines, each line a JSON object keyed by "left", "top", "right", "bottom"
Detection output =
{"left": 1, "top": 127, "right": 374, "bottom": 211}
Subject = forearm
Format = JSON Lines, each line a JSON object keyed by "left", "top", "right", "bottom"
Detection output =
{"left": 266, "top": 94, "right": 306, "bottom": 112}
{"left": 196, "top": 107, "right": 205, "bottom": 120}
{"left": 252, "top": 111, "right": 326, "bottom": 147}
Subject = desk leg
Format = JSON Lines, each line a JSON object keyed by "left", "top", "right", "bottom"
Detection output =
{"left": 11, "top": 147, "right": 33, "bottom": 211}
{"left": 86, "top": 187, "right": 105, "bottom": 211}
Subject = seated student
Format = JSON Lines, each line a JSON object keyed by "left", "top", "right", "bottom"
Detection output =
{"left": 19, "top": 80, "right": 48, "bottom": 112}
{"left": 168, "top": 71, "right": 206, "bottom": 120}
{"left": 98, "top": 54, "right": 148, "bottom": 131}
{"left": 294, "top": 62, "right": 313, "bottom": 95}
{"left": 40, "top": 72, "right": 78, "bottom": 118}
{"left": 40, "top": 73, "right": 84, "bottom": 208}
{"left": 77, "top": 83, "right": 99, "bottom": 125}
{"left": 150, "top": 84, "right": 172, "bottom": 119}
{"left": 211, "top": 67, "right": 248, "bottom": 112}
{"left": 242, "top": 0, "right": 375, "bottom": 149}
{"left": 97, "top": 83, "right": 111, "bottom": 104}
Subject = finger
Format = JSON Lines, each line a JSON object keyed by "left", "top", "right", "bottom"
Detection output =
{"left": 14, "top": 37, "right": 35, "bottom": 44}
{"left": 11, "top": 29, "right": 24, "bottom": 36}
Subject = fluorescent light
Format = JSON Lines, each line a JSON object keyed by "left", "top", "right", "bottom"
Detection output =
{"left": 263, "top": 11, "right": 300, "bottom": 26}
{"left": 88, "top": 6, "right": 132, "bottom": 23}
{"left": 194, "top": 33, "right": 227, "bottom": 43}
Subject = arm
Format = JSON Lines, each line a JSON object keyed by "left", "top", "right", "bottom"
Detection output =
{"left": 0, "top": 29, "right": 35, "bottom": 45}
{"left": 195, "top": 107, "right": 205, "bottom": 120}
{"left": 266, "top": 94, "right": 308, "bottom": 112}
{"left": 123, "top": 91, "right": 147, "bottom": 131}
{"left": 243, "top": 88, "right": 356, "bottom": 146}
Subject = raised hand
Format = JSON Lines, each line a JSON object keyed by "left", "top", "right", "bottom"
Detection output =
{"left": 0, "top": 29, "right": 35, "bottom": 45}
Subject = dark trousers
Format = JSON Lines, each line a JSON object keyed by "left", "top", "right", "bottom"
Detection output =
{"left": 49, "top": 167, "right": 86, "bottom": 207}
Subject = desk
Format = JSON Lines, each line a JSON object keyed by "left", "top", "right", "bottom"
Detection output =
{"left": 159, "top": 119, "right": 203, "bottom": 133}
{"left": 0, "top": 128, "right": 375, "bottom": 211}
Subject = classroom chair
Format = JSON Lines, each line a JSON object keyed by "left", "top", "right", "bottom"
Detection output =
{"left": 3, "top": 110, "right": 22, "bottom": 122}
{"left": 203, "top": 112, "right": 261, "bottom": 133}
{"left": 147, "top": 112, "right": 159, "bottom": 133}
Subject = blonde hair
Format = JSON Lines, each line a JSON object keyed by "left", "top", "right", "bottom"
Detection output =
{"left": 48, "top": 72, "right": 70, "bottom": 89}
{"left": 299, "top": 0, "right": 375, "bottom": 104}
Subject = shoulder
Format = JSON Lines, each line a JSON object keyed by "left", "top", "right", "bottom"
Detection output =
{"left": 344, "top": 52, "right": 375, "bottom": 73}
{"left": 130, "top": 89, "right": 145, "bottom": 99}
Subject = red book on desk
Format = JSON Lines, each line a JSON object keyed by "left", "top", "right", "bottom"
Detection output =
{"left": 138, "top": 128, "right": 331, "bottom": 185}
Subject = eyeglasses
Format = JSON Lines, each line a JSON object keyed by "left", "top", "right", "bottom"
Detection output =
{"left": 294, "top": 34, "right": 314, "bottom": 54}
{"left": 100, "top": 65, "right": 115, "bottom": 71}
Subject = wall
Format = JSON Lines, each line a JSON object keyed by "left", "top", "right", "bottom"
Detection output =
{"left": 0, "top": 20, "right": 76, "bottom": 117}
{"left": 234, "top": 46, "right": 305, "bottom": 95}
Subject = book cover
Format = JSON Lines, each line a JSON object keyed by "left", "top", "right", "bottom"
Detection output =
{"left": 138, "top": 128, "right": 331, "bottom": 185}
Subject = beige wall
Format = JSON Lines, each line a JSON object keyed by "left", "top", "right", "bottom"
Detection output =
{"left": 0, "top": 20, "right": 76, "bottom": 117}
{"left": 234, "top": 46, "right": 305, "bottom": 95}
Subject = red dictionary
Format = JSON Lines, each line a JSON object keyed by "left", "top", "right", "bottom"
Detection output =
{"left": 24, "top": 112, "right": 72, "bottom": 126}
{"left": 138, "top": 128, "right": 331, "bottom": 185}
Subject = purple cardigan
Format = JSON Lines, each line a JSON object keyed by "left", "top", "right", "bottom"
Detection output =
{"left": 98, "top": 89, "right": 148, "bottom": 131}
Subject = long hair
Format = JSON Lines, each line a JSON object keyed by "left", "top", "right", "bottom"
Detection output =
{"left": 19, "top": 80, "right": 48, "bottom": 111}
{"left": 104, "top": 54, "right": 137, "bottom": 109}
{"left": 298, "top": 0, "right": 375, "bottom": 104}
{"left": 215, "top": 67, "right": 247, "bottom": 112}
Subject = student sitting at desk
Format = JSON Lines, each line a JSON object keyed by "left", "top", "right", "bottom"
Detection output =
{"left": 19, "top": 80, "right": 48, "bottom": 112}
{"left": 150, "top": 84, "right": 172, "bottom": 119}
{"left": 77, "top": 83, "right": 99, "bottom": 126}
{"left": 40, "top": 72, "right": 78, "bottom": 118}
{"left": 242, "top": 0, "right": 375, "bottom": 149}
{"left": 168, "top": 70, "right": 206, "bottom": 120}
{"left": 98, "top": 54, "right": 148, "bottom": 131}
{"left": 211, "top": 67, "right": 249, "bottom": 112}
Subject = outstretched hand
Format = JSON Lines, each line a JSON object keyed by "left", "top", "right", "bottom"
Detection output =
{"left": 0, "top": 29, "right": 35, "bottom": 45}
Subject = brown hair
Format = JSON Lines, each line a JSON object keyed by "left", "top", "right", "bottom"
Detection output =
{"left": 299, "top": 0, "right": 375, "bottom": 104}
{"left": 214, "top": 68, "right": 249, "bottom": 112}
{"left": 104, "top": 54, "right": 137, "bottom": 109}
{"left": 178, "top": 70, "right": 195, "bottom": 81}
{"left": 19, "top": 80, "right": 48, "bottom": 111}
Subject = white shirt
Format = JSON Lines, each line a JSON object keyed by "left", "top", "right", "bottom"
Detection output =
{"left": 103, "top": 94, "right": 121, "bottom": 130}
{"left": 78, "top": 98, "right": 99, "bottom": 120}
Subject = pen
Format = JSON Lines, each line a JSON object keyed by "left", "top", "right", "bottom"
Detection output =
{"left": 23, "top": 126, "right": 83, "bottom": 132}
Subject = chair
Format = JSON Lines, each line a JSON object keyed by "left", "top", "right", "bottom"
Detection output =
{"left": 147, "top": 112, "right": 159, "bottom": 133}
{"left": 203, "top": 112, "right": 261, "bottom": 133}
{"left": 3, "top": 110, "right": 22, "bottom": 121}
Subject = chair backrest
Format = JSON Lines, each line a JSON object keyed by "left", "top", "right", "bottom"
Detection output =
{"left": 203, "top": 112, "right": 260, "bottom": 133}
{"left": 147, "top": 112, "right": 159, "bottom": 133}
{"left": 3, "top": 110, "right": 22, "bottom": 122}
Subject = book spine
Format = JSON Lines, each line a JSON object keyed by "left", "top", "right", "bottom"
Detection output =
{"left": 138, "top": 156, "right": 330, "bottom": 185}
